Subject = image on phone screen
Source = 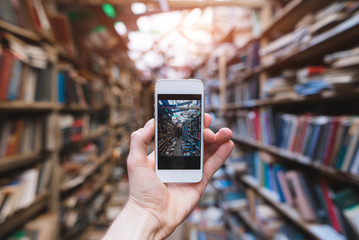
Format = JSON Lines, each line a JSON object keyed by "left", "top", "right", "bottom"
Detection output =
{"left": 158, "top": 94, "right": 201, "bottom": 169}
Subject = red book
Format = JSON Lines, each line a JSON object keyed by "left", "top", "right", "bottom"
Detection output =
{"left": 294, "top": 113, "right": 311, "bottom": 153}
{"left": 298, "top": 66, "right": 326, "bottom": 77}
{"left": 0, "top": 49, "right": 15, "bottom": 101}
{"left": 319, "top": 178, "right": 341, "bottom": 233}
{"left": 322, "top": 118, "right": 340, "bottom": 166}
{"left": 290, "top": 116, "right": 303, "bottom": 152}
{"left": 253, "top": 109, "right": 261, "bottom": 141}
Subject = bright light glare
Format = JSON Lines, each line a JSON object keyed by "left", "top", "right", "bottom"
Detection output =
{"left": 128, "top": 32, "right": 154, "bottom": 51}
{"left": 131, "top": 3, "right": 146, "bottom": 14}
{"left": 137, "top": 12, "right": 182, "bottom": 33}
{"left": 114, "top": 21, "right": 127, "bottom": 35}
{"left": 183, "top": 8, "right": 201, "bottom": 26}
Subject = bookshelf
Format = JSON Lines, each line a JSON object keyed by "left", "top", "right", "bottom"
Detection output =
{"left": 0, "top": 193, "right": 50, "bottom": 239}
{"left": 0, "top": 1, "right": 141, "bottom": 239}
{"left": 202, "top": 0, "right": 359, "bottom": 239}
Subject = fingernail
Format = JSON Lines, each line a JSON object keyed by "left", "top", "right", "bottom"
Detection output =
{"left": 144, "top": 118, "right": 154, "bottom": 128}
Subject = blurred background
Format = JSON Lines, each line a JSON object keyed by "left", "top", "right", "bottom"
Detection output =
{"left": 1, "top": 0, "right": 359, "bottom": 239}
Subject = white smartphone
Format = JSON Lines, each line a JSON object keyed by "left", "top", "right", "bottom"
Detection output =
{"left": 155, "top": 79, "right": 204, "bottom": 183}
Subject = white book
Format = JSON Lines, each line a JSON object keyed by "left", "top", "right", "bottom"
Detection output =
{"left": 17, "top": 169, "right": 39, "bottom": 209}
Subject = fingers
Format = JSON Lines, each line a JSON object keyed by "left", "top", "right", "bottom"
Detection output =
{"left": 128, "top": 119, "right": 155, "bottom": 170}
{"left": 203, "top": 140, "right": 234, "bottom": 184}
{"left": 204, "top": 113, "right": 212, "bottom": 128}
{"left": 204, "top": 128, "right": 233, "bottom": 161}
{"left": 203, "top": 128, "right": 216, "bottom": 144}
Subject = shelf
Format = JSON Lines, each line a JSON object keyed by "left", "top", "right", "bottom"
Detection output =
{"left": 226, "top": 132, "right": 359, "bottom": 188}
{"left": 0, "top": 20, "right": 41, "bottom": 42}
{"left": 226, "top": 66, "right": 261, "bottom": 87}
{"left": 61, "top": 128, "right": 108, "bottom": 151}
{"left": 0, "top": 102, "right": 60, "bottom": 112}
{"left": 263, "top": 13, "right": 359, "bottom": 71}
{"left": 224, "top": 209, "right": 263, "bottom": 239}
{"left": 225, "top": 88, "right": 359, "bottom": 109}
{"left": 60, "top": 104, "right": 109, "bottom": 112}
{"left": 0, "top": 192, "right": 50, "bottom": 239}
{"left": 239, "top": 175, "right": 320, "bottom": 240}
{"left": 61, "top": 149, "right": 112, "bottom": 192}
{"left": 0, "top": 151, "right": 47, "bottom": 174}
{"left": 261, "top": 0, "right": 330, "bottom": 39}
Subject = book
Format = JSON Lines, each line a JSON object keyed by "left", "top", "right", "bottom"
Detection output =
{"left": 319, "top": 178, "right": 342, "bottom": 233}
{"left": 0, "top": 48, "right": 15, "bottom": 100}
{"left": 332, "top": 188, "right": 359, "bottom": 238}
{"left": 286, "top": 171, "right": 316, "bottom": 221}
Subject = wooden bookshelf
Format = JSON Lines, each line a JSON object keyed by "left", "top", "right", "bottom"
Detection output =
{"left": 226, "top": 66, "right": 262, "bottom": 88}
{"left": 0, "top": 152, "right": 47, "bottom": 174}
{"left": 227, "top": 132, "right": 359, "bottom": 188}
{"left": 225, "top": 87, "right": 359, "bottom": 110}
{"left": 224, "top": 209, "right": 263, "bottom": 239}
{"left": 0, "top": 102, "right": 60, "bottom": 111}
{"left": 0, "top": 192, "right": 50, "bottom": 239}
{"left": 261, "top": 0, "right": 330, "bottom": 38}
{"left": 263, "top": 14, "right": 359, "bottom": 71}
{"left": 61, "top": 128, "right": 108, "bottom": 151}
{"left": 61, "top": 149, "right": 112, "bottom": 192}
{"left": 239, "top": 175, "right": 320, "bottom": 240}
{"left": 60, "top": 104, "right": 109, "bottom": 112}
{"left": 0, "top": 20, "right": 41, "bottom": 42}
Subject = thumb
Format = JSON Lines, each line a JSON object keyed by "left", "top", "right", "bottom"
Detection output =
{"left": 127, "top": 119, "right": 154, "bottom": 169}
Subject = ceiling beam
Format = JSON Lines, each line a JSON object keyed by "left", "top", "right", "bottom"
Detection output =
{"left": 56, "top": 0, "right": 264, "bottom": 9}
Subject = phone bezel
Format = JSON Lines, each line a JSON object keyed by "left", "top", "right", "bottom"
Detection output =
{"left": 155, "top": 79, "right": 204, "bottom": 183}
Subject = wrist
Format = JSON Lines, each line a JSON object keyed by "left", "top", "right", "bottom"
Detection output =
{"left": 103, "top": 199, "right": 162, "bottom": 240}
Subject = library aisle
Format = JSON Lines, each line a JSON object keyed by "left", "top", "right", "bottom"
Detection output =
{"left": 1, "top": 1, "right": 359, "bottom": 240}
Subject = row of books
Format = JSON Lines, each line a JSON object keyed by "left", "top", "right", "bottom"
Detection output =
{"left": 61, "top": 137, "right": 110, "bottom": 188}
{"left": 0, "top": 160, "right": 52, "bottom": 224}
{"left": 60, "top": 164, "right": 111, "bottom": 235}
{"left": 260, "top": 64, "right": 359, "bottom": 101}
{"left": 0, "top": 117, "right": 51, "bottom": 159}
{"left": 211, "top": 167, "right": 308, "bottom": 239}
{"left": 260, "top": 1, "right": 359, "bottom": 66}
{"left": 0, "top": 34, "right": 54, "bottom": 102}
{"left": 0, "top": 0, "right": 77, "bottom": 58}
{"left": 59, "top": 113, "right": 108, "bottom": 145}
{"left": 0, "top": 0, "right": 52, "bottom": 36}
{"left": 231, "top": 75, "right": 259, "bottom": 104}
{"left": 241, "top": 149, "right": 359, "bottom": 239}
{"left": 232, "top": 109, "right": 359, "bottom": 175}
{"left": 58, "top": 67, "right": 109, "bottom": 107}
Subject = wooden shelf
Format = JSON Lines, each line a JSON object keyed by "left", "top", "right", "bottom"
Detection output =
{"left": 0, "top": 102, "right": 60, "bottom": 111}
{"left": 239, "top": 175, "right": 320, "bottom": 240}
{"left": 60, "top": 104, "right": 109, "bottom": 112}
{"left": 0, "top": 20, "right": 41, "bottom": 42}
{"left": 225, "top": 88, "right": 359, "bottom": 110}
{"left": 0, "top": 193, "right": 50, "bottom": 239}
{"left": 61, "top": 128, "right": 108, "bottom": 151}
{"left": 0, "top": 151, "right": 47, "bottom": 174}
{"left": 224, "top": 209, "right": 263, "bottom": 239}
{"left": 61, "top": 149, "right": 112, "bottom": 192}
{"left": 261, "top": 0, "right": 330, "bottom": 39}
{"left": 263, "top": 13, "right": 359, "bottom": 71}
{"left": 227, "top": 133, "right": 359, "bottom": 188}
{"left": 226, "top": 66, "right": 261, "bottom": 87}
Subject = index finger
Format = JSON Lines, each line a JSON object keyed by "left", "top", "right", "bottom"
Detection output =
{"left": 204, "top": 113, "right": 212, "bottom": 128}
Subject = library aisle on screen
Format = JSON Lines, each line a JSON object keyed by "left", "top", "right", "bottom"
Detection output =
{"left": 1, "top": 0, "right": 359, "bottom": 240}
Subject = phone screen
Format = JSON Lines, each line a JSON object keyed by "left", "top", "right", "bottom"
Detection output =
{"left": 157, "top": 94, "right": 202, "bottom": 169}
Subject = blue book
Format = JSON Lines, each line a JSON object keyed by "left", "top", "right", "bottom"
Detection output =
{"left": 273, "top": 165, "right": 286, "bottom": 202}
{"left": 7, "top": 60, "right": 23, "bottom": 101}
{"left": 58, "top": 72, "right": 65, "bottom": 103}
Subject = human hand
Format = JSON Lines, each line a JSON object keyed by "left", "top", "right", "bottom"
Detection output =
{"left": 103, "top": 113, "right": 233, "bottom": 240}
